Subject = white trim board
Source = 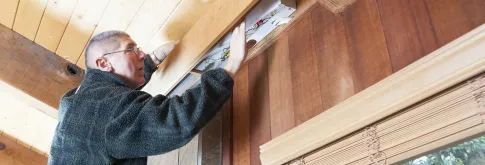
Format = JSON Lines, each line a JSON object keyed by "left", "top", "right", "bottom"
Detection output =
{"left": 260, "top": 23, "right": 485, "bottom": 165}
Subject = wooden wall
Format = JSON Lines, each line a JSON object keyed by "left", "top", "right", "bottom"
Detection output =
{"left": 229, "top": 0, "right": 485, "bottom": 164}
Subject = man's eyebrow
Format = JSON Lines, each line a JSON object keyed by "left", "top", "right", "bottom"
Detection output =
{"left": 126, "top": 43, "right": 136, "bottom": 49}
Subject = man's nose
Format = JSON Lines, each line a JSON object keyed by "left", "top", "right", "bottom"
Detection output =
{"left": 139, "top": 50, "right": 147, "bottom": 59}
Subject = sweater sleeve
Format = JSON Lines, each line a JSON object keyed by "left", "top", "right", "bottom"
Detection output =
{"left": 104, "top": 68, "right": 233, "bottom": 159}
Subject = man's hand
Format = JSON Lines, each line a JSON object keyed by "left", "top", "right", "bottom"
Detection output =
{"left": 224, "top": 22, "right": 248, "bottom": 78}
{"left": 150, "top": 41, "right": 179, "bottom": 65}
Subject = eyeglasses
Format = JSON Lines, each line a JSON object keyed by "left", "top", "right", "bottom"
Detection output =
{"left": 103, "top": 47, "right": 142, "bottom": 56}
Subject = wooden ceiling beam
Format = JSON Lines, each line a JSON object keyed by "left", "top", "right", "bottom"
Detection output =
{"left": 0, "top": 23, "right": 84, "bottom": 112}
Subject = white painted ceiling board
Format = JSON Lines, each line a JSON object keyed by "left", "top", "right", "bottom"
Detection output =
{"left": 55, "top": 0, "right": 112, "bottom": 63}
{"left": 35, "top": 0, "right": 79, "bottom": 52}
{"left": 0, "top": 0, "right": 19, "bottom": 29}
{"left": 13, "top": 0, "right": 49, "bottom": 40}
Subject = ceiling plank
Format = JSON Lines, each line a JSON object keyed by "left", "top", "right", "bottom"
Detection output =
{"left": 55, "top": 0, "right": 112, "bottom": 64}
{"left": 13, "top": 0, "right": 49, "bottom": 40}
{"left": 34, "top": 0, "right": 79, "bottom": 52}
{"left": 0, "top": 88, "right": 57, "bottom": 155}
{"left": 0, "top": 0, "right": 19, "bottom": 29}
{"left": 125, "top": 0, "right": 182, "bottom": 49}
{"left": 0, "top": 23, "right": 84, "bottom": 111}
{"left": 76, "top": 0, "right": 147, "bottom": 69}
{"left": 142, "top": 0, "right": 259, "bottom": 96}
{"left": 0, "top": 134, "right": 48, "bottom": 164}
{"left": 144, "top": 0, "right": 221, "bottom": 52}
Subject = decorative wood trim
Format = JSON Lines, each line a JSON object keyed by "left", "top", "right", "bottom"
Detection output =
{"left": 281, "top": 72, "right": 485, "bottom": 165}
{"left": 260, "top": 23, "right": 485, "bottom": 165}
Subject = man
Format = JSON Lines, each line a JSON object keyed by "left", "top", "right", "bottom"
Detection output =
{"left": 48, "top": 22, "right": 247, "bottom": 165}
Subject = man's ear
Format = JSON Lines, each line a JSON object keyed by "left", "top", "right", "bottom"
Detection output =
{"left": 95, "top": 57, "right": 112, "bottom": 72}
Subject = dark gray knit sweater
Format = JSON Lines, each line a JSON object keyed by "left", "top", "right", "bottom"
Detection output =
{"left": 48, "top": 58, "right": 233, "bottom": 165}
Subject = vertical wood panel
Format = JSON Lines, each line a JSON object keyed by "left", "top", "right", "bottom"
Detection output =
{"left": 288, "top": 14, "right": 323, "bottom": 125}
{"left": 312, "top": 6, "right": 355, "bottom": 111}
{"left": 248, "top": 54, "right": 271, "bottom": 165}
{"left": 200, "top": 112, "right": 222, "bottom": 165}
{"left": 35, "top": 0, "right": 79, "bottom": 52}
{"left": 222, "top": 98, "right": 233, "bottom": 165}
{"left": 377, "top": 0, "right": 438, "bottom": 72}
{"left": 0, "top": 134, "right": 48, "bottom": 165}
{"left": 233, "top": 66, "right": 250, "bottom": 165}
{"left": 13, "top": 0, "right": 48, "bottom": 40}
{"left": 342, "top": 0, "right": 392, "bottom": 92}
{"left": 426, "top": 0, "right": 485, "bottom": 46}
{"left": 0, "top": 0, "right": 19, "bottom": 29}
{"left": 55, "top": 0, "right": 112, "bottom": 64}
{"left": 266, "top": 34, "right": 295, "bottom": 139}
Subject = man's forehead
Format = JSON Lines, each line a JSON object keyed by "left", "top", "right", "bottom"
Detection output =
{"left": 120, "top": 36, "right": 137, "bottom": 48}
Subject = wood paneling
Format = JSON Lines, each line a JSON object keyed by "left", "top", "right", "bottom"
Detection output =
{"left": 200, "top": 113, "right": 222, "bottom": 165}
{"left": 13, "top": 0, "right": 48, "bottom": 40}
{"left": 266, "top": 34, "right": 295, "bottom": 138}
{"left": 288, "top": 14, "right": 323, "bottom": 125}
{"left": 0, "top": 87, "right": 58, "bottom": 155}
{"left": 35, "top": 0, "right": 79, "bottom": 52}
{"left": 230, "top": 1, "right": 485, "bottom": 165}
{"left": 233, "top": 66, "right": 250, "bottom": 165}
{"left": 125, "top": 0, "right": 181, "bottom": 48}
{"left": 145, "top": 0, "right": 221, "bottom": 52}
{"left": 0, "top": 0, "right": 252, "bottom": 71}
{"left": 222, "top": 98, "right": 233, "bottom": 165}
{"left": 343, "top": 0, "right": 392, "bottom": 92}
{"left": 0, "top": 23, "right": 84, "bottom": 110}
{"left": 248, "top": 54, "right": 271, "bottom": 165}
{"left": 426, "top": 0, "right": 485, "bottom": 46}
{"left": 55, "top": 0, "right": 112, "bottom": 64}
{"left": 377, "top": 0, "right": 438, "bottom": 72}
{"left": 312, "top": 7, "right": 354, "bottom": 111}
{"left": 0, "top": 0, "right": 19, "bottom": 29}
{"left": 0, "top": 134, "right": 48, "bottom": 165}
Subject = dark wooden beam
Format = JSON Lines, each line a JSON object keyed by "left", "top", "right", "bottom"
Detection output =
{"left": 0, "top": 24, "right": 84, "bottom": 111}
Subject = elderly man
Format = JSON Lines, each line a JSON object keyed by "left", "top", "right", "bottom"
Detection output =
{"left": 48, "top": 22, "right": 247, "bottom": 165}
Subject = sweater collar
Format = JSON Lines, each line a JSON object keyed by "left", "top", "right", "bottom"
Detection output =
{"left": 84, "top": 69, "right": 128, "bottom": 87}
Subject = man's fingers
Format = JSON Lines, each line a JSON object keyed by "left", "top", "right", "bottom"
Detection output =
{"left": 240, "top": 21, "right": 246, "bottom": 32}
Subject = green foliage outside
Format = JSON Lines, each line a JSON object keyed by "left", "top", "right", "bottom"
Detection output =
{"left": 402, "top": 136, "right": 485, "bottom": 165}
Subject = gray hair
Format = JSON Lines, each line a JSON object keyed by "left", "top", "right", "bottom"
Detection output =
{"left": 85, "top": 30, "right": 130, "bottom": 69}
